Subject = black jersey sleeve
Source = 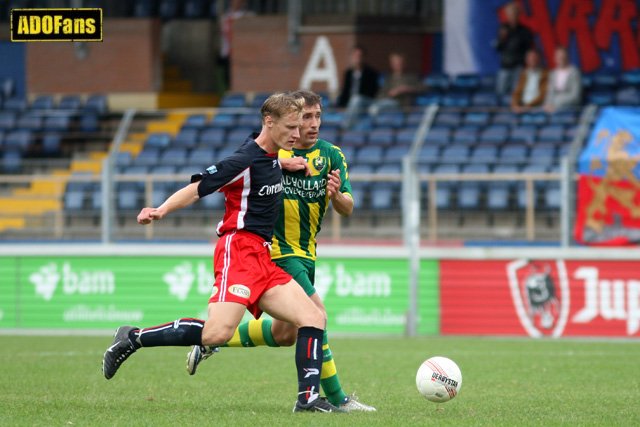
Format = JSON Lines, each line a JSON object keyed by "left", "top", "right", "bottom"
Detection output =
{"left": 190, "top": 151, "right": 251, "bottom": 198}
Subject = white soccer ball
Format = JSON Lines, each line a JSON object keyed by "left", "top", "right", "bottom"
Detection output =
{"left": 416, "top": 356, "right": 462, "bottom": 403}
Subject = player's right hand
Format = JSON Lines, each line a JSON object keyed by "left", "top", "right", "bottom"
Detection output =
{"left": 137, "top": 207, "right": 163, "bottom": 224}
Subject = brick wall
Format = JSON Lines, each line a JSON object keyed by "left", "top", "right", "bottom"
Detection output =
{"left": 231, "top": 15, "right": 427, "bottom": 96}
{"left": 27, "top": 19, "right": 161, "bottom": 94}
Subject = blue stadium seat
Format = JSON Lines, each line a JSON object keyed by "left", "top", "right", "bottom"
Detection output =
{"left": 133, "top": 0, "right": 157, "bottom": 17}
{"left": 159, "top": 0, "right": 181, "bottom": 19}
{"left": 442, "top": 93, "right": 471, "bottom": 107}
{"left": 510, "top": 125, "right": 537, "bottom": 144}
{"left": 79, "top": 113, "right": 99, "bottom": 132}
{"left": 355, "top": 146, "right": 384, "bottom": 165}
{"left": 431, "top": 164, "right": 459, "bottom": 209}
{"left": 519, "top": 112, "right": 547, "bottom": 125}
{"left": 121, "top": 165, "right": 149, "bottom": 175}
{"left": 538, "top": 124, "right": 565, "bottom": 142}
{"left": 115, "top": 151, "right": 132, "bottom": 167}
{"left": 210, "top": 113, "right": 237, "bottom": 128}
{"left": 0, "top": 112, "right": 17, "bottom": 130}
{"left": 42, "top": 133, "right": 62, "bottom": 156}
{"left": 548, "top": 110, "right": 578, "bottom": 125}
{"left": 418, "top": 145, "right": 439, "bottom": 165}
{"left": 440, "top": 145, "right": 470, "bottom": 165}
{"left": 543, "top": 184, "right": 561, "bottom": 209}
{"left": 491, "top": 111, "right": 517, "bottom": 125}
{"left": 250, "top": 92, "right": 271, "bottom": 108}
{"left": 219, "top": 93, "right": 246, "bottom": 108}
{"left": 434, "top": 112, "right": 462, "bottom": 126}
{"left": 471, "top": 91, "right": 499, "bottom": 107}
{"left": 469, "top": 145, "right": 498, "bottom": 164}
{"left": 587, "top": 91, "right": 615, "bottom": 106}
{"left": 423, "top": 74, "right": 449, "bottom": 91}
{"left": 457, "top": 184, "right": 482, "bottom": 209}
{"left": 620, "top": 70, "right": 640, "bottom": 85}
{"left": 58, "top": 95, "right": 82, "bottom": 110}
{"left": 498, "top": 144, "right": 528, "bottom": 165}
{"left": 463, "top": 112, "right": 490, "bottom": 126}
{"left": 133, "top": 148, "right": 161, "bottom": 167}
{"left": 3, "top": 97, "right": 27, "bottom": 111}
{"left": 159, "top": 148, "right": 188, "bottom": 166}
{"left": 173, "top": 129, "right": 199, "bottom": 148}
{"left": 348, "top": 181, "right": 368, "bottom": 209}
{"left": 16, "top": 114, "right": 42, "bottom": 130}
{"left": 236, "top": 113, "right": 261, "bottom": 129}
{"left": 528, "top": 144, "right": 556, "bottom": 167}
{"left": 479, "top": 125, "right": 508, "bottom": 145}
{"left": 591, "top": 73, "right": 618, "bottom": 90}
{"left": 145, "top": 132, "right": 172, "bottom": 149}
{"left": 226, "top": 128, "right": 254, "bottom": 145}
{"left": 368, "top": 128, "right": 395, "bottom": 147}
{"left": 200, "top": 192, "right": 225, "bottom": 209}
{"left": 416, "top": 93, "right": 440, "bottom": 107}
{"left": 319, "top": 128, "right": 338, "bottom": 143}
{"left": 452, "top": 126, "right": 479, "bottom": 145}
{"left": 84, "top": 94, "right": 108, "bottom": 113}
{"left": 43, "top": 114, "right": 70, "bottom": 132}
{"left": 184, "top": 0, "right": 208, "bottom": 18}
{"left": 4, "top": 130, "right": 32, "bottom": 151}
{"left": 487, "top": 186, "right": 511, "bottom": 210}
{"left": 615, "top": 86, "right": 640, "bottom": 105}
{"left": 384, "top": 146, "right": 410, "bottom": 165}
{"left": 2, "top": 150, "right": 22, "bottom": 173}
{"left": 371, "top": 184, "right": 397, "bottom": 210}
{"left": 424, "top": 127, "right": 450, "bottom": 146}
{"left": 188, "top": 147, "right": 215, "bottom": 165}
{"left": 32, "top": 95, "right": 54, "bottom": 110}
{"left": 450, "top": 74, "right": 480, "bottom": 91}
{"left": 340, "top": 130, "right": 368, "bottom": 147}
{"left": 373, "top": 111, "right": 405, "bottom": 128}
{"left": 320, "top": 111, "right": 344, "bottom": 128}
{"left": 406, "top": 110, "right": 426, "bottom": 127}
{"left": 182, "top": 114, "right": 208, "bottom": 129}
{"left": 64, "top": 190, "right": 85, "bottom": 211}
{"left": 200, "top": 128, "right": 226, "bottom": 147}
{"left": 396, "top": 128, "right": 419, "bottom": 145}
{"left": 117, "top": 183, "right": 142, "bottom": 210}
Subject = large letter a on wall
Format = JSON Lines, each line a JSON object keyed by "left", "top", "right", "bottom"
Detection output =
{"left": 299, "top": 36, "right": 338, "bottom": 93}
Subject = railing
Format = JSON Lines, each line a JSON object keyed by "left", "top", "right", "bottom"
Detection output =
{"left": 0, "top": 171, "right": 566, "bottom": 243}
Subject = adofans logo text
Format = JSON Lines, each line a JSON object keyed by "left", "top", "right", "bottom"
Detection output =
{"left": 11, "top": 8, "right": 102, "bottom": 42}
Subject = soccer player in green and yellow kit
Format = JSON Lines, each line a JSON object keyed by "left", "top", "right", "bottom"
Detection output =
{"left": 187, "top": 90, "right": 375, "bottom": 412}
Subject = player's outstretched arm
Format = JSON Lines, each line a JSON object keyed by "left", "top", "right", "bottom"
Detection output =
{"left": 137, "top": 182, "right": 200, "bottom": 224}
{"left": 280, "top": 156, "right": 311, "bottom": 176}
{"left": 327, "top": 169, "right": 354, "bottom": 217}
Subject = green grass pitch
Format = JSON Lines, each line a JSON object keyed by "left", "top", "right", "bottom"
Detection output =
{"left": 1, "top": 335, "right": 638, "bottom": 426}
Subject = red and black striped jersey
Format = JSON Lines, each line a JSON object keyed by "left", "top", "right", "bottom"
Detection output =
{"left": 191, "top": 135, "right": 283, "bottom": 241}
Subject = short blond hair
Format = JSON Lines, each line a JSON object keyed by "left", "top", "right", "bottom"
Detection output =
{"left": 260, "top": 92, "right": 304, "bottom": 122}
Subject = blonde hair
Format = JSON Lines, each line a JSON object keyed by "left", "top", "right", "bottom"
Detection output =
{"left": 260, "top": 92, "right": 304, "bottom": 122}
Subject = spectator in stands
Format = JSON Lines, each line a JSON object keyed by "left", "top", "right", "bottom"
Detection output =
{"left": 337, "top": 45, "right": 380, "bottom": 129}
{"left": 368, "top": 52, "right": 424, "bottom": 116}
{"left": 511, "top": 48, "right": 548, "bottom": 113}
{"left": 494, "top": 1, "right": 534, "bottom": 95}
{"left": 544, "top": 46, "right": 582, "bottom": 113}
{"left": 218, "top": 0, "right": 253, "bottom": 92}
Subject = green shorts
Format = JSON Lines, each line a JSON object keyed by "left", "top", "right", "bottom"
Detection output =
{"left": 274, "top": 256, "right": 316, "bottom": 297}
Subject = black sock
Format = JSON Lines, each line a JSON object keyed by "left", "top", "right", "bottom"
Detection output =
{"left": 295, "top": 326, "right": 324, "bottom": 405}
{"left": 130, "top": 318, "right": 205, "bottom": 348}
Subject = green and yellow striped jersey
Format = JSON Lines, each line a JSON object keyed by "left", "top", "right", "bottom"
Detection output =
{"left": 271, "top": 138, "right": 352, "bottom": 261}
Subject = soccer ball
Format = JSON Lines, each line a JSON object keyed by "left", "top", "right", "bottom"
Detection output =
{"left": 416, "top": 356, "right": 462, "bottom": 403}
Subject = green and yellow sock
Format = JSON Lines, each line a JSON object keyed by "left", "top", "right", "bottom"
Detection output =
{"left": 320, "top": 330, "right": 348, "bottom": 406}
{"left": 224, "top": 318, "right": 279, "bottom": 348}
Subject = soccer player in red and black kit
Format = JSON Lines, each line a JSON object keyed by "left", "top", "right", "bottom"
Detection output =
{"left": 101, "top": 92, "right": 344, "bottom": 413}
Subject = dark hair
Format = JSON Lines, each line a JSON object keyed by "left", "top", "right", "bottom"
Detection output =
{"left": 289, "top": 90, "right": 322, "bottom": 108}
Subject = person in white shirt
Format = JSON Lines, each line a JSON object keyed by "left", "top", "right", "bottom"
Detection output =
{"left": 544, "top": 46, "right": 582, "bottom": 113}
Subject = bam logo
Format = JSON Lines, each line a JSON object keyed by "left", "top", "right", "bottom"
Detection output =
{"left": 11, "top": 8, "right": 102, "bottom": 42}
{"left": 507, "top": 259, "right": 571, "bottom": 338}
{"left": 29, "top": 262, "right": 115, "bottom": 301}
{"left": 164, "top": 262, "right": 215, "bottom": 301}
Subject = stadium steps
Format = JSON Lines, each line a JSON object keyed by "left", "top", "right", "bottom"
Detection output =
{"left": 0, "top": 153, "right": 105, "bottom": 232}
{"left": 159, "top": 63, "right": 217, "bottom": 108}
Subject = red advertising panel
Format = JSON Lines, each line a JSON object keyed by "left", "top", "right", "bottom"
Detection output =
{"left": 441, "top": 260, "right": 640, "bottom": 338}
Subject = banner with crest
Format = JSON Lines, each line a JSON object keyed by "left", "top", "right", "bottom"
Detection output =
{"left": 575, "top": 107, "right": 640, "bottom": 245}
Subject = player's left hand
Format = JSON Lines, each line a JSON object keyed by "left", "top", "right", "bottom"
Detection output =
{"left": 280, "top": 157, "right": 311, "bottom": 176}
{"left": 327, "top": 169, "right": 341, "bottom": 198}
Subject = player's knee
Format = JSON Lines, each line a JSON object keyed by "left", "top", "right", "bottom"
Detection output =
{"left": 201, "top": 325, "right": 235, "bottom": 346}
{"left": 274, "top": 328, "right": 297, "bottom": 346}
{"left": 300, "top": 305, "right": 325, "bottom": 329}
